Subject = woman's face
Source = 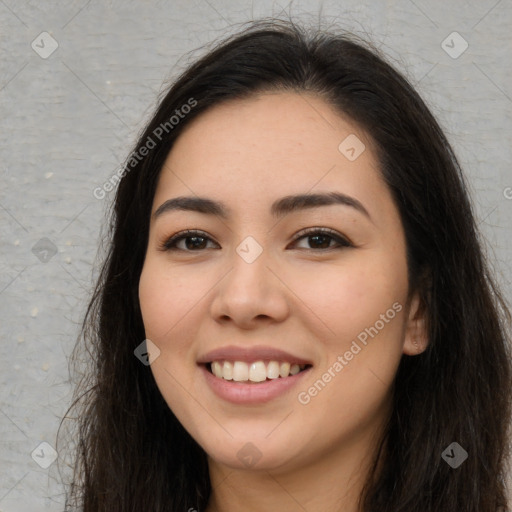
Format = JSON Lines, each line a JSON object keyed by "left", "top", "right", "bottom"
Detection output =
{"left": 139, "top": 92, "right": 425, "bottom": 474}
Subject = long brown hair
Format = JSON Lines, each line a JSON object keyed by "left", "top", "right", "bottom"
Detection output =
{"left": 59, "top": 17, "right": 512, "bottom": 511}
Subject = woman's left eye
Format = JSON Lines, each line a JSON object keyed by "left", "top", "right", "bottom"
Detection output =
{"left": 290, "top": 228, "right": 353, "bottom": 250}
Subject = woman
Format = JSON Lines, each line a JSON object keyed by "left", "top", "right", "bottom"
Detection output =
{"left": 60, "top": 17, "right": 512, "bottom": 512}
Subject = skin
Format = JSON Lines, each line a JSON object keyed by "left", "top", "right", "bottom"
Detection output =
{"left": 138, "top": 91, "right": 428, "bottom": 512}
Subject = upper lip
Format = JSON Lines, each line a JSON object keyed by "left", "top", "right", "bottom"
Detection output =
{"left": 197, "top": 345, "right": 313, "bottom": 365}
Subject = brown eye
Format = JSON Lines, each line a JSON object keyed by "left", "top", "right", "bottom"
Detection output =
{"left": 160, "top": 230, "right": 219, "bottom": 251}
{"left": 181, "top": 235, "right": 208, "bottom": 250}
{"left": 291, "top": 228, "right": 352, "bottom": 251}
{"left": 304, "top": 234, "right": 333, "bottom": 249}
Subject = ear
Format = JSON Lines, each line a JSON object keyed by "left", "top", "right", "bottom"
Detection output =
{"left": 402, "top": 290, "right": 429, "bottom": 356}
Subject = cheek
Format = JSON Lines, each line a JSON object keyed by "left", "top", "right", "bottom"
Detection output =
{"left": 288, "top": 251, "right": 408, "bottom": 347}
{"left": 138, "top": 258, "right": 210, "bottom": 343}
{"left": 138, "top": 259, "right": 205, "bottom": 423}
{"left": 292, "top": 262, "right": 407, "bottom": 445}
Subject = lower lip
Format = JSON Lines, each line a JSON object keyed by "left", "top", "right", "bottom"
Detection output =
{"left": 199, "top": 364, "right": 311, "bottom": 404}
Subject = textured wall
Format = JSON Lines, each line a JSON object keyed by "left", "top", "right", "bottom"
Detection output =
{"left": 1, "top": 1, "right": 511, "bottom": 510}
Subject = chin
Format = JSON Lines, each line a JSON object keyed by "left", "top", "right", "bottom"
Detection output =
{"left": 200, "top": 433, "right": 305, "bottom": 473}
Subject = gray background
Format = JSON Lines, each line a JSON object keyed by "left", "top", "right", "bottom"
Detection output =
{"left": 1, "top": 0, "right": 511, "bottom": 510}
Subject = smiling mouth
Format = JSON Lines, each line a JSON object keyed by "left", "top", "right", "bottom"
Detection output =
{"left": 205, "top": 360, "right": 312, "bottom": 383}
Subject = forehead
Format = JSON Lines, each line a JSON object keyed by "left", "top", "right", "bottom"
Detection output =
{"left": 153, "top": 92, "right": 391, "bottom": 221}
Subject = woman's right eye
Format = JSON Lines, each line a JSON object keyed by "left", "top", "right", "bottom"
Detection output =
{"left": 159, "top": 230, "right": 219, "bottom": 252}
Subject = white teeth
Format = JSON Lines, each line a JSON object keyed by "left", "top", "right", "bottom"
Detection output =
{"left": 209, "top": 360, "right": 308, "bottom": 381}
{"left": 249, "top": 361, "right": 267, "bottom": 382}
{"left": 279, "top": 362, "right": 290, "bottom": 378}
{"left": 212, "top": 361, "right": 222, "bottom": 378}
{"left": 222, "top": 361, "right": 233, "bottom": 380}
{"left": 290, "top": 364, "right": 300, "bottom": 375}
{"left": 233, "top": 361, "right": 249, "bottom": 381}
{"left": 267, "top": 361, "right": 280, "bottom": 379}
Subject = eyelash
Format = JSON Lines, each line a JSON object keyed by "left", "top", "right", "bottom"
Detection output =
{"left": 159, "top": 227, "right": 353, "bottom": 252}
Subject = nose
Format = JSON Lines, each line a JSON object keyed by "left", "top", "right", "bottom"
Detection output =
{"left": 210, "top": 245, "right": 290, "bottom": 329}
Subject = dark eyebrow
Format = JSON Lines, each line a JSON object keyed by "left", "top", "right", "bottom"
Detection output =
{"left": 153, "top": 196, "right": 229, "bottom": 219}
{"left": 153, "top": 192, "right": 372, "bottom": 222}
{"left": 270, "top": 192, "right": 371, "bottom": 220}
